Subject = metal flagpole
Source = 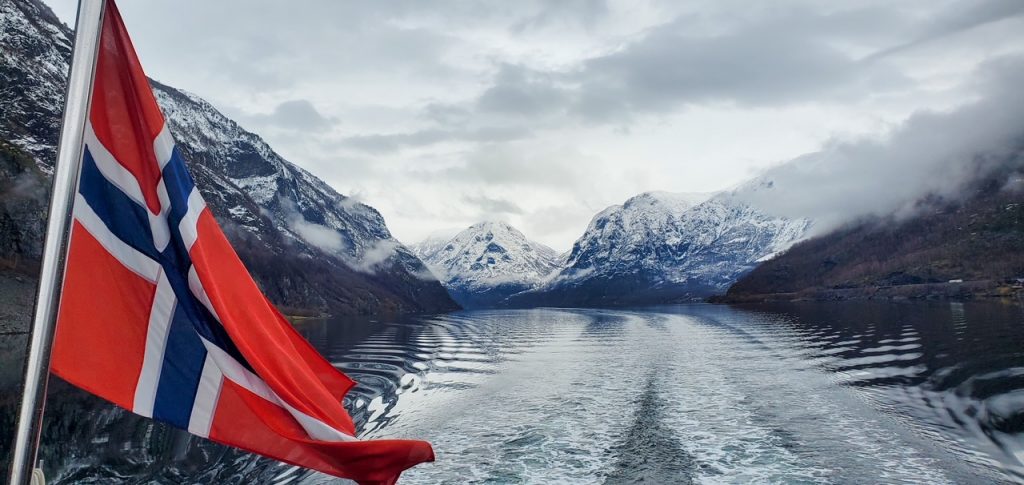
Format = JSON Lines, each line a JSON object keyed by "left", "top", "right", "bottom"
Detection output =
{"left": 7, "top": 0, "right": 106, "bottom": 483}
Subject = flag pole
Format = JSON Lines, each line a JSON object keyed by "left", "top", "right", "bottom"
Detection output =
{"left": 7, "top": 0, "right": 106, "bottom": 484}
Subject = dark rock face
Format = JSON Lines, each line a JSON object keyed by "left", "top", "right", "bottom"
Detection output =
{"left": 0, "top": 141, "right": 48, "bottom": 269}
{"left": 0, "top": 0, "right": 458, "bottom": 316}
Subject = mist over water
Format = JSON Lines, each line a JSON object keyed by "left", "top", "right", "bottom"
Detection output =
{"left": 2, "top": 301, "right": 1023, "bottom": 483}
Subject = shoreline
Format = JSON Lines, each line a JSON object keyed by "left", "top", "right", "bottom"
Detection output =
{"left": 710, "top": 280, "right": 1024, "bottom": 304}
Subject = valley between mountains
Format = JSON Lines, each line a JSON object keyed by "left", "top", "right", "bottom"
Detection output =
{"left": 2, "top": 0, "right": 1022, "bottom": 319}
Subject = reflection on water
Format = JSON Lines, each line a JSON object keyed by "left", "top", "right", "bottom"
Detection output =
{"left": 1, "top": 301, "right": 1023, "bottom": 483}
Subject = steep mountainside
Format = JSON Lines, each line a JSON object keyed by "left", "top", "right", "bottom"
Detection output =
{"left": 508, "top": 192, "right": 809, "bottom": 307}
{"left": 0, "top": 0, "right": 457, "bottom": 315}
{"left": 0, "top": 141, "right": 47, "bottom": 271}
{"left": 723, "top": 167, "right": 1024, "bottom": 302}
{"left": 410, "top": 234, "right": 452, "bottom": 266}
{"left": 0, "top": 0, "right": 70, "bottom": 170}
{"left": 412, "top": 221, "right": 560, "bottom": 308}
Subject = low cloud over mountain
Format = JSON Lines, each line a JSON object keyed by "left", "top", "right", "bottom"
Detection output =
{"left": 729, "top": 56, "right": 1024, "bottom": 234}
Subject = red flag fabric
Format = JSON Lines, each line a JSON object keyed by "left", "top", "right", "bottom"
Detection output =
{"left": 49, "top": 1, "right": 434, "bottom": 483}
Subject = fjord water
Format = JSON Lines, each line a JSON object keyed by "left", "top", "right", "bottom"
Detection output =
{"left": 2, "top": 302, "right": 1024, "bottom": 483}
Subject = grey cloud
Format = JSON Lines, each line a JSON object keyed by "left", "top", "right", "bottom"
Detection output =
{"left": 211, "top": 31, "right": 300, "bottom": 90}
{"left": 930, "top": 0, "right": 1024, "bottom": 35}
{"left": 425, "top": 4, "right": 918, "bottom": 129}
{"left": 561, "top": 4, "right": 932, "bottom": 120}
{"left": 868, "top": 0, "right": 1024, "bottom": 60}
{"left": 729, "top": 55, "right": 1024, "bottom": 233}
{"left": 340, "top": 125, "right": 531, "bottom": 154}
{"left": 341, "top": 129, "right": 452, "bottom": 153}
{"left": 217, "top": 57, "right": 296, "bottom": 91}
{"left": 476, "top": 64, "right": 569, "bottom": 117}
{"left": 265, "top": 2, "right": 992, "bottom": 169}
{"left": 352, "top": 4, "right": 913, "bottom": 152}
{"left": 106, "top": 0, "right": 464, "bottom": 94}
{"left": 286, "top": 210, "right": 347, "bottom": 253}
{"left": 254, "top": 99, "right": 333, "bottom": 132}
{"left": 408, "top": 264, "right": 444, "bottom": 282}
{"left": 463, "top": 194, "right": 525, "bottom": 216}
{"left": 421, "top": 102, "right": 473, "bottom": 125}
{"left": 281, "top": 193, "right": 402, "bottom": 273}
{"left": 510, "top": 0, "right": 609, "bottom": 34}
{"left": 349, "top": 240, "right": 401, "bottom": 274}
{"left": 572, "top": 20, "right": 900, "bottom": 118}
{"left": 68, "top": 0, "right": 1024, "bottom": 250}
{"left": 435, "top": 141, "right": 589, "bottom": 188}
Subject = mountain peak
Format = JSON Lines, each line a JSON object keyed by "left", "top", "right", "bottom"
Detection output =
{"left": 623, "top": 191, "right": 713, "bottom": 211}
{"left": 413, "top": 221, "right": 560, "bottom": 308}
{"left": 470, "top": 220, "right": 515, "bottom": 228}
{"left": 465, "top": 220, "right": 526, "bottom": 242}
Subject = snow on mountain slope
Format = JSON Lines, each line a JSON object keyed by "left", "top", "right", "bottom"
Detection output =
{"left": 0, "top": 0, "right": 72, "bottom": 171}
{"left": 0, "top": 0, "right": 457, "bottom": 315}
{"left": 412, "top": 221, "right": 560, "bottom": 308}
{"left": 509, "top": 191, "right": 810, "bottom": 307}
{"left": 410, "top": 233, "right": 453, "bottom": 267}
{"left": 152, "top": 82, "right": 418, "bottom": 272}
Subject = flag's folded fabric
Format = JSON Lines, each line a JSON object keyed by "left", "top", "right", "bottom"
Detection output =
{"left": 50, "top": 2, "right": 433, "bottom": 483}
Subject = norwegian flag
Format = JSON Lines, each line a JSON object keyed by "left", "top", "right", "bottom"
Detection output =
{"left": 49, "top": 1, "right": 433, "bottom": 483}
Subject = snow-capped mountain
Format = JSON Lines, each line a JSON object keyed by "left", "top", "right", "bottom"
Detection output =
{"left": 409, "top": 233, "right": 455, "bottom": 267}
{"left": 508, "top": 191, "right": 810, "bottom": 307}
{"left": 0, "top": 0, "right": 457, "bottom": 315}
{"left": 412, "top": 221, "right": 560, "bottom": 308}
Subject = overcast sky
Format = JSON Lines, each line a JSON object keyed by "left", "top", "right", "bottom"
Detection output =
{"left": 48, "top": 0, "right": 1024, "bottom": 250}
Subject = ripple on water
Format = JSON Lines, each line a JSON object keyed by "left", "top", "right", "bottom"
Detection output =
{"left": 15, "top": 302, "right": 1024, "bottom": 484}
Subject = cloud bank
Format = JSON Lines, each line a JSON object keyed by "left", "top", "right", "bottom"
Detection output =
{"left": 45, "top": 0, "right": 1024, "bottom": 250}
{"left": 729, "top": 56, "right": 1024, "bottom": 233}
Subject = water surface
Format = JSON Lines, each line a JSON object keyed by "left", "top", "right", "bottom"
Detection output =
{"left": 2, "top": 301, "right": 1023, "bottom": 483}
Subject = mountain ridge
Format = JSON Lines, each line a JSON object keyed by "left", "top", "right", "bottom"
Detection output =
{"left": 0, "top": 0, "right": 458, "bottom": 316}
{"left": 507, "top": 191, "right": 810, "bottom": 307}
